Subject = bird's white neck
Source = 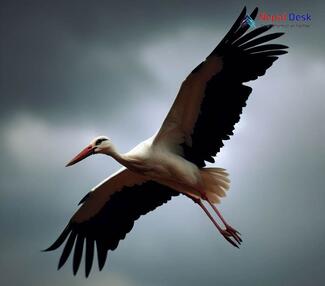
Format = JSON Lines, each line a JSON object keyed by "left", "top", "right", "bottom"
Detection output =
{"left": 103, "top": 145, "right": 130, "bottom": 168}
{"left": 102, "top": 144, "right": 146, "bottom": 173}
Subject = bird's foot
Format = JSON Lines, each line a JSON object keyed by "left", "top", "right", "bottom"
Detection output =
{"left": 226, "top": 224, "right": 242, "bottom": 242}
{"left": 189, "top": 194, "right": 242, "bottom": 248}
{"left": 221, "top": 225, "right": 242, "bottom": 247}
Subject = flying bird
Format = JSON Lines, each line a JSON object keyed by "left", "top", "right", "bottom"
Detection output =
{"left": 45, "top": 7, "right": 288, "bottom": 277}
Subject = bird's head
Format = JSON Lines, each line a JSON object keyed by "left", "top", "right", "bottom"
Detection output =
{"left": 66, "top": 136, "right": 113, "bottom": 167}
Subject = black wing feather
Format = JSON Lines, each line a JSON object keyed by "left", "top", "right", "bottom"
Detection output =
{"left": 96, "top": 239, "right": 108, "bottom": 271}
{"left": 183, "top": 7, "right": 288, "bottom": 167}
{"left": 43, "top": 224, "right": 71, "bottom": 251}
{"left": 245, "top": 44, "right": 288, "bottom": 53}
{"left": 85, "top": 237, "right": 94, "bottom": 277}
{"left": 58, "top": 231, "right": 77, "bottom": 269}
{"left": 45, "top": 181, "right": 178, "bottom": 277}
{"left": 254, "top": 50, "right": 288, "bottom": 56}
{"left": 239, "top": 33, "right": 285, "bottom": 50}
{"left": 233, "top": 24, "right": 273, "bottom": 46}
{"left": 221, "top": 7, "right": 258, "bottom": 50}
{"left": 73, "top": 235, "right": 84, "bottom": 275}
{"left": 214, "top": 6, "right": 247, "bottom": 53}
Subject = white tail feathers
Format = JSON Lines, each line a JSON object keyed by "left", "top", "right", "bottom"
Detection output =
{"left": 200, "top": 168, "right": 230, "bottom": 204}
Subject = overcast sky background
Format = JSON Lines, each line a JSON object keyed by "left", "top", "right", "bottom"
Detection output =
{"left": 1, "top": 1, "right": 325, "bottom": 285}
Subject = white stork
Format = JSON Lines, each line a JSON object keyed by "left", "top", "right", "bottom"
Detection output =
{"left": 45, "top": 7, "right": 288, "bottom": 277}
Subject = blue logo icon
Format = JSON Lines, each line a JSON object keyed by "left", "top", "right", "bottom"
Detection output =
{"left": 242, "top": 15, "right": 256, "bottom": 28}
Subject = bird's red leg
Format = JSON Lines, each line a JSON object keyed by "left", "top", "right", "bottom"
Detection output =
{"left": 200, "top": 193, "right": 242, "bottom": 244}
{"left": 210, "top": 202, "right": 242, "bottom": 244}
{"left": 201, "top": 193, "right": 243, "bottom": 244}
{"left": 189, "top": 196, "right": 240, "bottom": 248}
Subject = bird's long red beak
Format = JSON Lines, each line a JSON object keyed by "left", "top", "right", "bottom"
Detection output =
{"left": 66, "top": 144, "right": 95, "bottom": 167}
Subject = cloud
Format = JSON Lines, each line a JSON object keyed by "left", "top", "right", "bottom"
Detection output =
{"left": 4, "top": 114, "right": 89, "bottom": 168}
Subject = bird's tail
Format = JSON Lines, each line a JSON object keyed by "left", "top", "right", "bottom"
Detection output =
{"left": 200, "top": 168, "right": 230, "bottom": 204}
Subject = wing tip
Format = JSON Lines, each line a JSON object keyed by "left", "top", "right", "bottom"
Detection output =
{"left": 43, "top": 224, "right": 72, "bottom": 252}
{"left": 72, "top": 235, "right": 85, "bottom": 276}
{"left": 241, "top": 6, "right": 247, "bottom": 14}
{"left": 96, "top": 240, "right": 108, "bottom": 271}
{"left": 251, "top": 7, "right": 258, "bottom": 18}
{"left": 57, "top": 231, "right": 77, "bottom": 270}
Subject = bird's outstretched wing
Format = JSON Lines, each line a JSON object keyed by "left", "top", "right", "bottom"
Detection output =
{"left": 154, "top": 7, "right": 288, "bottom": 167}
{"left": 44, "top": 168, "right": 178, "bottom": 277}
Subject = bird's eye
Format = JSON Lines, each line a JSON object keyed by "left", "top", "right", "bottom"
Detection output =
{"left": 95, "top": 138, "right": 108, "bottom": 145}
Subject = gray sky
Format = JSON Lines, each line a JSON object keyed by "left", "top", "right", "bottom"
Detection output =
{"left": 1, "top": 1, "right": 325, "bottom": 285}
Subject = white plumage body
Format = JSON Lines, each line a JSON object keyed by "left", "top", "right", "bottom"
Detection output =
{"left": 123, "top": 137, "right": 230, "bottom": 203}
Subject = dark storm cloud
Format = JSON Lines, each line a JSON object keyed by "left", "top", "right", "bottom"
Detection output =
{"left": 1, "top": 1, "right": 156, "bottom": 120}
{"left": 2, "top": 0, "right": 324, "bottom": 122}
{"left": 1, "top": 0, "right": 230, "bottom": 120}
{"left": 1, "top": 1, "right": 325, "bottom": 286}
